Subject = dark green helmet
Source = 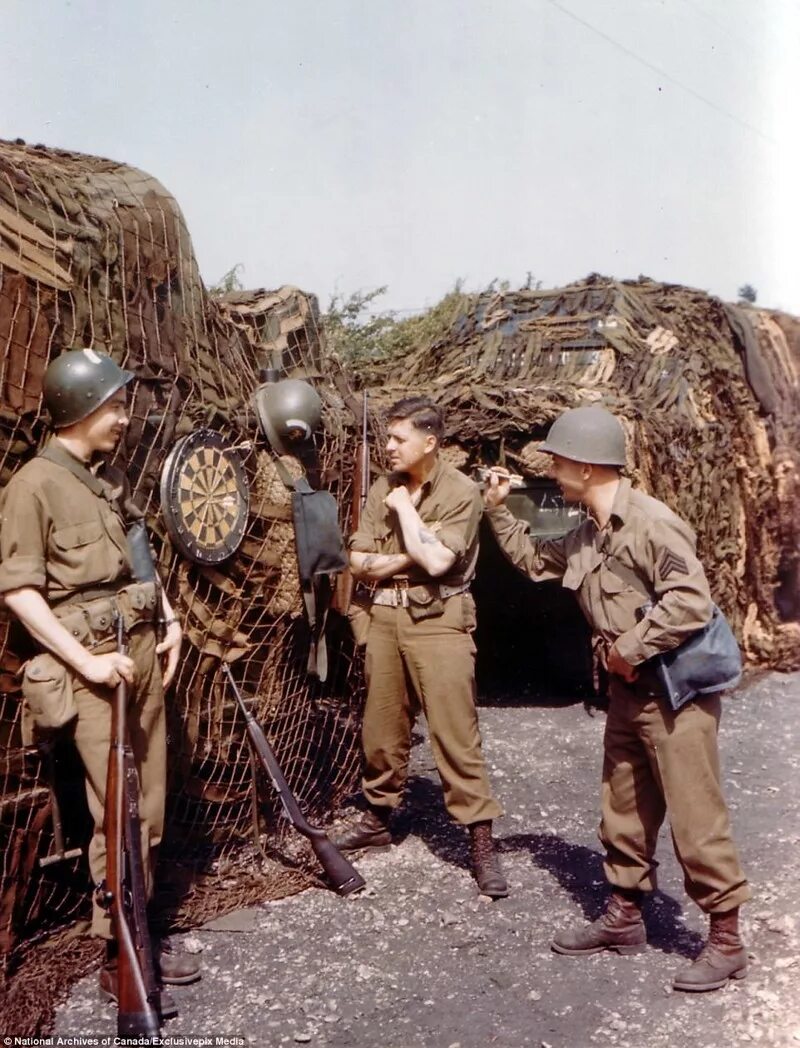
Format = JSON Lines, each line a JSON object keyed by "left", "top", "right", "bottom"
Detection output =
{"left": 253, "top": 378, "right": 322, "bottom": 454}
{"left": 43, "top": 349, "right": 135, "bottom": 429}
{"left": 539, "top": 405, "right": 627, "bottom": 466}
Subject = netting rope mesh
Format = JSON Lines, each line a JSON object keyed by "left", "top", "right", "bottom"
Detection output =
{"left": 2, "top": 140, "right": 800, "bottom": 1033}
{"left": 0, "top": 141, "right": 365, "bottom": 1033}
{"left": 356, "top": 278, "right": 800, "bottom": 670}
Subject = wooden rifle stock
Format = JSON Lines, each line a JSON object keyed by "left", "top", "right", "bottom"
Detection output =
{"left": 222, "top": 664, "right": 365, "bottom": 896}
{"left": 335, "top": 390, "right": 369, "bottom": 614}
{"left": 98, "top": 613, "right": 162, "bottom": 1039}
{"left": 357, "top": 388, "right": 369, "bottom": 521}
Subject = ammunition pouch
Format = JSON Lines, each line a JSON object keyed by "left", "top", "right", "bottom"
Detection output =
{"left": 406, "top": 586, "right": 445, "bottom": 622}
{"left": 54, "top": 581, "right": 158, "bottom": 648}
{"left": 21, "top": 654, "right": 76, "bottom": 742}
{"left": 21, "top": 581, "right": 158, "bottom": 743}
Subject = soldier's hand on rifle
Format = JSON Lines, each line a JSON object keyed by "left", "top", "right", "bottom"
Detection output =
{"left": 483, "top": 470, "right": 512, "bottom": 509}
{"left": 80, "top": 651, "right": 136, "bottom": 688}
{"left": 156, "top": 619, "right": 182, "bottom": 689}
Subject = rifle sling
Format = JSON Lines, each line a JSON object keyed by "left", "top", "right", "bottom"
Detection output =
{"left": 39, "top": 443, "right": 145, "bottom": 522}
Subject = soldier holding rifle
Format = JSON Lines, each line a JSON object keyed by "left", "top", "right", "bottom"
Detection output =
{"left": 483, "top": 404, "right": 750, "bottom": 992}
{"left": 0, "top": 349, "right": 200, "bottom": 1015}
{"left": 335, "top": 396, "right": 507, "bottom": 898}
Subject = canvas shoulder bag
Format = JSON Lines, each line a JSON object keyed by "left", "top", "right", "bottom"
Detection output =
{"left": 605, "top": 554, "right": 742, "bottom": 710}
{"left": 272, "top": 457, "right": 347, "bottom": 682}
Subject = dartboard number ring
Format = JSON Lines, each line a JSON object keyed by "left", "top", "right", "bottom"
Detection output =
{"left": 160, "top": 428, "right": 249, "bottom": 564}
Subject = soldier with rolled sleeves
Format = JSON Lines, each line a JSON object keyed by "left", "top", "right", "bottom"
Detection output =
{"left": 334, "top": 396, "right": 507, "bottom": 898}
{"left": 483, "top": 405, "right": 750, "bottom": 991}
{"left": 0, "top": 349, "right": 200, "bottom": 1012}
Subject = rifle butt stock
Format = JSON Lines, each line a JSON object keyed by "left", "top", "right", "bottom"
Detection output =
{"left": 223, "top": 664, "right": 365, "bottom": 896}
{"left": 307, "top": 832, "right": 365, "bottom": 896}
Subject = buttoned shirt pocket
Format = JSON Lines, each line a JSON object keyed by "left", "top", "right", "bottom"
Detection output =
{"left": 51, "top": 518, "right": 108, "bottom": 577}
{"left": 598, "top": 569, "right": 643, "bottom": 637}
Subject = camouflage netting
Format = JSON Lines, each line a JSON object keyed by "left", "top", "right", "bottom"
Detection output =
{"left": 355, "top": 277, "right": 800, "bottom": 670}
{"left": 0, "top": 140, "right": 366, "bottom": 1033}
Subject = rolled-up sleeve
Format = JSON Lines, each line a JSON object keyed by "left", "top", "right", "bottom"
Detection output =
{"left": 434, "top": 485, "right": 481, "bottom": 559}
{"left": 0, "top": 478, "right": 48, "bottom": 593}
{"left": 485, "top": 505, "right": 568, "bottom": 582}
{"left": 349, "top": 482, "right": 386, "bottom": 553}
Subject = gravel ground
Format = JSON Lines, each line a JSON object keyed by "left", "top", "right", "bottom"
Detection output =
{"left": 54, "top": 670, "right": 800, "bottom": 1048}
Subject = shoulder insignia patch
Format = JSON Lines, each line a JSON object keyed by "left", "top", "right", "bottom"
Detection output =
{"left": 659, "top": 549, "right": 689, "bottom": 579}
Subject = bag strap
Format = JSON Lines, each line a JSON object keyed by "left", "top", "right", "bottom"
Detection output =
{"left": 270, "top": 451, "right": 313, "bottom": 495}
{"left": 39, "top": 444, "right": 145, "bottom": 522}
{"left": 39, "top": 444, "right": 108, "bottom": 500}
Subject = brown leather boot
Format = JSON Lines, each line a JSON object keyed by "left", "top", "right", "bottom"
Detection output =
{"left": 469, "top": 820, "right": 509, "bottom": 899}
{"left": 332, "top": 805, "right": 392, "bottom": 852}
{"left": 672, "top": 908, "right": 748, "bottom": 992}
{"left": 551, "top": 890, "right": 647, "bottom": 956}
{"left": 154, "top": 938, "right": 202, "bottom": 985}
{"left": 98, "top": 962, "right": 178, "bottom": 1020}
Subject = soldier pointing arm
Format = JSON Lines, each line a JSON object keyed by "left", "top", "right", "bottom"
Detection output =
{"left": 484, "top": 405, "right": 750, "bottom": 993}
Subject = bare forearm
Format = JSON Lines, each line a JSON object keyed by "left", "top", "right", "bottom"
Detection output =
{"left": 4, "top": 588, "right": 92, "bottom": 675}
{"left": 393, "top": 504, "right": 456, "bottom": 577}
{"left": 350, "top": 551, "right": 413, "bottom": 581}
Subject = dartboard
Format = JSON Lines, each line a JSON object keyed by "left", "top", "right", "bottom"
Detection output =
{"left": 160, "top": 429, "right": 249, "bottom": 564}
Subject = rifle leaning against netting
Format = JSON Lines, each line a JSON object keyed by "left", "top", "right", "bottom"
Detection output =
{"left": 221, "top": 663, "right": 365, "bottom": 897}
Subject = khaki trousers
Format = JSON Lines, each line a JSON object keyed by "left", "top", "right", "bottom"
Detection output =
{"left": 71, "top": 624, "right": 166, "bottom": 938}
{"left": 361, "top": 596, "right": 502, "bottom": 825}
{"left": 600, "top": 678, "right": 750, "bottom": 913}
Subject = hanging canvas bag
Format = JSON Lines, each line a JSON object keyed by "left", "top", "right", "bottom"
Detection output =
{"left": 606, "top": 555, "right": 742, "bottom": 710}
{"left": 271, "top": 458, "right": 347, "bottom": 682}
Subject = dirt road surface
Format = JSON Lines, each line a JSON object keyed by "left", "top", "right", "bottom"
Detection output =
{"left": 54, "top": 671, "right": 800, "bottom": 1048}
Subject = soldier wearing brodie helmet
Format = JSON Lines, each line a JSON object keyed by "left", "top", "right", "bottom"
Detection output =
{"left": 484, "top": 404, "right": 750, "bottom": 993}
{"left": 42, "top": 347, "right": 136, "bottom": 428}
{"left": 0, "top": 348, "right": 200, "bottom": 1014}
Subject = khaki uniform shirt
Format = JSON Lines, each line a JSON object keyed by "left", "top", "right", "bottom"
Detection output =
{"left": 0, "top": 442, "right": 132, "bottom": 604}
{"left": 486, "top": 477, "right": 713, "bottom": 665}
{"left": 350, "top": 458, "right": 482, "bottom": 587}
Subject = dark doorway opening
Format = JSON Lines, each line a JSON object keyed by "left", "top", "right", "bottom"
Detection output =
{"left": 473, "top": 518, "right": 594, "bottom": 704}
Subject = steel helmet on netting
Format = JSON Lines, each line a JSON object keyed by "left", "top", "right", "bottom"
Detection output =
{"left": 43, "top": 348, "right": 135, "bottom": 429}
{"left": 539, "top": 405, "right": 627, "bottom": 466}
{"left": 253, "top": 378, "right": 323, "bottom": 454}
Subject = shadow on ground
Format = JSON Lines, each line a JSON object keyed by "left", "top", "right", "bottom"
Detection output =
{"left": 393, "top": 773, "right": 702, "bottom": 960}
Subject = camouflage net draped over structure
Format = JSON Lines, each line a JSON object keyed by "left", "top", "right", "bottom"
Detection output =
{"left": 357, "top": 278, "right": 800, "bottom": 670}
{"left": 0, "top": 141, "right": 364, "bottom": 1031}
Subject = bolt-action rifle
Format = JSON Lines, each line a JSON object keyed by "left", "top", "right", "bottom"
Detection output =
{"left": 96, "top": 614, "right": 162, "bottom": 1039}
{"left": 334, "top": 391, "right": 372, "bottom": 646}
{"left": 222, "top": 663, "right": 365, "bottom": 896}
{"left": 334, "top": 390, "right": 369, "bottom": 615}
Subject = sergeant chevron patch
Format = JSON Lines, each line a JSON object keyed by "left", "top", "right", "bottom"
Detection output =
{"left": 659, "top": 549, "right": 689, "bottom": 578}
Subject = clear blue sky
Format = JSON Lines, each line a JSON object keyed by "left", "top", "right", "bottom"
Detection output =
{"left": 3, "top": 0, "right": 798, "bottom": 314}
